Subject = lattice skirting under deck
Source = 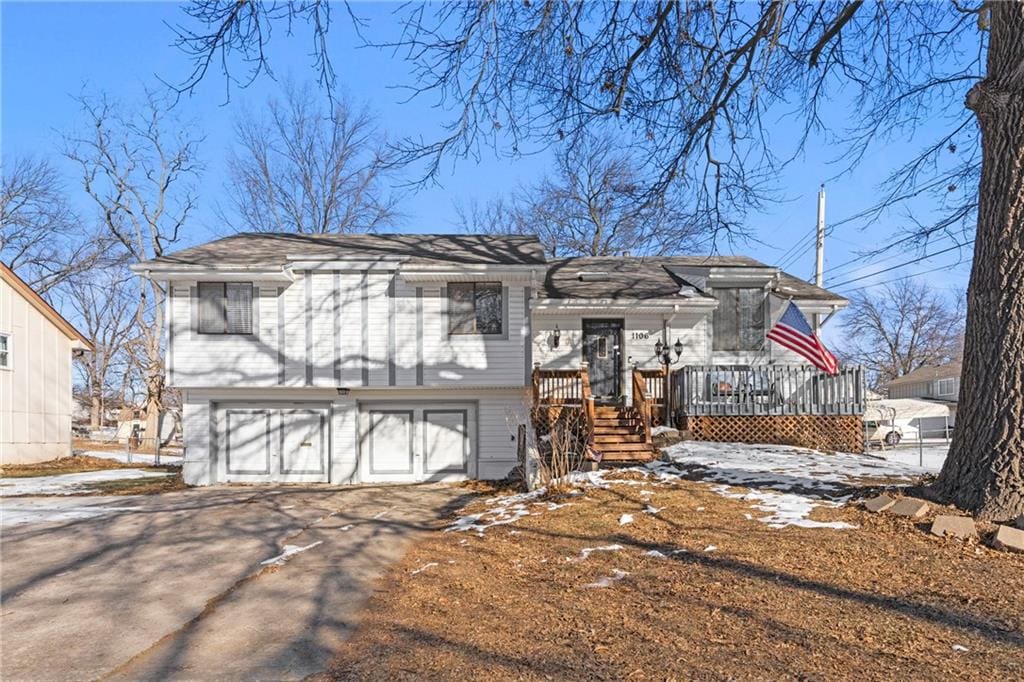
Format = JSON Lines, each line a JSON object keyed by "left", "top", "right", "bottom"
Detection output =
{"left": 681, "top": 415, "right": 865, "bottom": 453}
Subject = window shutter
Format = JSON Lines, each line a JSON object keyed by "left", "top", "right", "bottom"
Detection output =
{"left": 225, "top": 283, "right": 253, "bottom": 334}
{"left": 198, "top": 282, "right": 226, "bottom": 334}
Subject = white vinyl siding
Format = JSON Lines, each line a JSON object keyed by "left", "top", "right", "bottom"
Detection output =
{"left": 0, "top": 277, "right": 74, "bottom": 464}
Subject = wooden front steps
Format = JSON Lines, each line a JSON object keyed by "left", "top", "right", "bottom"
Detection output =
{"left": 590, "top": 404, "right": 658, "bottom": 464}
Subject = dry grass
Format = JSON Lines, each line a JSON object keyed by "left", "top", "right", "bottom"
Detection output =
{"left": 0, "top": 455, "right": 135, "bottom": 478}
{"left": 317, "top": 475, "right": 1024, "bottom": 681}
{"left": 83, "top": 471, "right": 187, "bottom": 496}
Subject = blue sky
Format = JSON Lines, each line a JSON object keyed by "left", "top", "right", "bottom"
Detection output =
{"left": 2, "top": 1, "right": 975, "bottom": 320}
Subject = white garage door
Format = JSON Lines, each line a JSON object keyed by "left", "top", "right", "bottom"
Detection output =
{"left": 360, "top": 403, "right": 474, "bottom": 483}
{"left": 216, "top": 404, "right": 329, "bottom": 483}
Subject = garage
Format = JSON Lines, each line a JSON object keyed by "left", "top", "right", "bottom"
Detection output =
{"left": 213, "top": 403, "right": 330, "bottom": 483}
{"left": 358, "top": 402, "right": 476, "bottom": 483}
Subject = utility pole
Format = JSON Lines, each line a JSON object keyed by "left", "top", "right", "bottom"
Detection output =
{"left": 813, "top": 184, "right": 826, "bottom": 335}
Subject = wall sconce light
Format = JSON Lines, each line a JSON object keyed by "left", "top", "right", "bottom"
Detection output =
{"left": 552, "top": 325, "right": 561, "bottom": 348}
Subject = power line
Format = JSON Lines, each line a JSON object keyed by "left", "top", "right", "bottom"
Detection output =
{"left": 828, "top": 242, "right": 968, "bottom": 289}
{"left": 834, "top": 261, "right": 968, "bottom": 296}
{"left": 822, "top": 231, "right": 961, "bottom": 283}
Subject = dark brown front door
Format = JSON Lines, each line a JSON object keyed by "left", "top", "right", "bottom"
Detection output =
{"left": 582, "top": 319, "right": 623, "bottom": 402}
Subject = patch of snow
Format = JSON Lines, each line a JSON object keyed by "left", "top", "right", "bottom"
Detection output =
{"left": 710, "top": 484, "right": 857, "bottom": 530}
{"left": 261, "top": 541, "right": 323, "bottom": 566}
{"left": 0, "top": 469, "right": 173, "bottom": 497}
{"left": 639, "top": 489, "right": 654, "bottom": 497}
{"left": 340, "top": 524, "right": 354, "bottom": 531}
{"left": 744, "top": 513, "right": 753, "bottom": 520}
{"left": 77, "top": 450, "right": 182, "bottom": 468}
{"left": 571, "top": 544, "right": 624, "bottom": 561}
{"left": 651, "top": 425, "right": 677, "bottom": 437}
{"left": 696, "top": 506, "right": 706, "bottom": 511}
{"left": 879, "top": 445, "right": 949, "bottom": 473}
{"left": 703, "top": 545, "right": 717, "bottom": 552}
{"left": 583, "top": 569, "right": 629, "bottom": 588}
{"left": 643, "top": 505, "right": 663, "bottom": 514}
{"left": 410, "top": 562, "right": 438, "bottom": 575}
{"left": 660, "top": 441, "right": 925, "bottom": 530}
{"left": 618, "top": 513, "right": 634, "bottom": 525}
{"left": 1, "top": 498, "right": 143, "bottom": 527}
{"left": 952, "top": 644, "right": 969, "bottom": 653}
{"left": 372, "top": 509, "right": 391, "bottom": 519}
{"left": 546, "top": 501, "right": 572, "bottom": 510}
{"left": 645, "top": 550, "right": 667, "bottom": 559}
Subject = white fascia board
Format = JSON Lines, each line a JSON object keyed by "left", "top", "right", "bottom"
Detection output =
{"left": 531, "top": 298, "right": 718, "bottom": 314}
{"left": 129, "top": 263, "right": 295, "bottom": 283}
{"left": 400, "top": 265, "right": 542, "bottom": 284}
{"left": 791, "top": 299, "right": 849, "bottom": 316}
{"left": 706, "top": 267, "right": 779, "bottom": 285}
{"left": 289, "top": 260, "right": 399, "bottom": 271}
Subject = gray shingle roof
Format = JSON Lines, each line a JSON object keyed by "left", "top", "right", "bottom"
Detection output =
{"left": 887, "top": 362, "right": 961, "bottom": 386}
{"left": 539, "top": 256, "right": 845, "bottom": 302}
{"left": 144, "top": 233, "right": 547, "bottom": 268}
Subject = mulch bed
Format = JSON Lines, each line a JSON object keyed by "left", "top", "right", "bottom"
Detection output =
{"left": 315, "top": 476, "right": 1024, "bottom": 680}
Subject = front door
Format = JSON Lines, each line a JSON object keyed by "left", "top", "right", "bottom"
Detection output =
{"left": 582, "top": 319, "right": 623, "bottom": 402}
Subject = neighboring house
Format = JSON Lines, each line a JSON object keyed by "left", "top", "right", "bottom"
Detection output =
{"left": 131, "top": 233, "right": 849, "bottom": 486}
{"left": 1, "top": 263, "right": 94, "bottom": 464}
{"left": 886, "top": 362, "right": 961, "bottom": 402}
{"left": 883, "top": 362, "right": 961, "bottom": 436}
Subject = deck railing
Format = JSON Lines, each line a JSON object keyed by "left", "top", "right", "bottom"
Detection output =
{"left": 631, "top": 368, "right": 654, "bottom": 441}
{"left": 635, "top": 367, "right": 667, "bottom": 426}
{"left": 532, "top": 366, "right": 587, "bottom": 405}
{"left": 673, "top": 364, "right": 866, "bottom": 417}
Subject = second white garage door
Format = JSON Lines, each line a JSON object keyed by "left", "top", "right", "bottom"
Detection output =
{"left": 359, "top": 403, "right": 476, "bottom": 483}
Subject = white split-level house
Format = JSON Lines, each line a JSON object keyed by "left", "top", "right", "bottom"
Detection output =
{"left": 131, "top": 233, "right": 848, "bottom": 486}
{"left": 1, "top": 263, "right": 94, "bottom": 464}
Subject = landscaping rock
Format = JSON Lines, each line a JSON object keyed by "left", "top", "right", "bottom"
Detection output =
{"left": 889, "top": 498, "right": 929, "bottom": 519}
{"left": 930, "top": 515, "right": 977, "bottom": 540}
{"left": 1015, "top": 515, "right": 1024, "bottom": 530}
{"left": 991, "top": 525, "right": 1024, "bottom": 553}
{"left": 863, "top": 494, "right": 896, "bottom": 513}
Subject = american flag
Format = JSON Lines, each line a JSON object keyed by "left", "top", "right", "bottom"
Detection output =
{"left": 766, "top": 302, "right": 839, "bottom": 375}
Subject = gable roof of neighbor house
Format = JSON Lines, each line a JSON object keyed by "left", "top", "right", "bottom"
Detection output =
{"left": 539, "top": 256, "right": 847, "bottom": 302}
{"left": 140, "top": 233, "right": 548, "bottom": 269}
{"left": 886, "top": 361, "right": 962, "bottom": 387}
{"left": 0, "top": 263, "right": 94, "bottom": 350}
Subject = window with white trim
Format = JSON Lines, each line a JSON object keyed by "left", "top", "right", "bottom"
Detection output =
{"left": 197, "top": 282, "right": 253, "bottom": 335}
{"left": 0, "top": 333, "right": 10, "bottom": 369}
{"left": 447, "top": 282, "right": 502, "bottom": 335}
{"left": 937, "top": 377, "right": 956, "bottom": 396}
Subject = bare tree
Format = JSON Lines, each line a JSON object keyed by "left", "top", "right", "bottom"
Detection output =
{"left": 64, "top": 90, "right": 203, "bottom": 446}
{"left": 837, "top": 280, "right": 964, "bottom": 392}
{"left": 0, "top": 156, "right": 108, "bottom": 295}
{"left": 170, "top": 1, "right": 1024, "bottom": 519}
{"left": 459, "top": 135, "right": 709, "bottom": 256}
{"left": 70, "top": 269, "right": 140, "bottom": 428}
{"left": 222, "top": 82, "right": 396, "bottom": 234}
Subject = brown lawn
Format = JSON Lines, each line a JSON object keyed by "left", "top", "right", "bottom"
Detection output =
{"left": 317, "top": 475, "right": 1024, "bottom": 681}
{"left": 0, "top": 455, "right": 184, "bottom": 495}
{"left": 0, "top": 454, "right": 139, "bottom": 478}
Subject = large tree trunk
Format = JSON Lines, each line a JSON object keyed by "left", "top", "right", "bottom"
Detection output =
{"left": 932, "top": 1, "right": 1024, "bottom": 521}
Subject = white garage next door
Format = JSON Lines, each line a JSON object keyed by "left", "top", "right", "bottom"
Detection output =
{"left": 216, "top": 404, "right": 330, "bottom": 483}
{"left": 360, "top": 403, "right": 475, "bottom": 483}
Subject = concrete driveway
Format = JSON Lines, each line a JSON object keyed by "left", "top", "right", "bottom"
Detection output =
{"left": 0, "top": 484, "right": 470, "bottom": 681}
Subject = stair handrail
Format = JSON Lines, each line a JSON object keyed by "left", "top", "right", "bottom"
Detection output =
{"left": 579, "top": 363, "right": 596, "bottom": 448}
{"left": 632, "top": 366, "right": 653, "bottom": 442}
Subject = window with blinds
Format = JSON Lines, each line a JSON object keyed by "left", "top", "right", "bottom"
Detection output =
{"left": 197, "top": 282, "right": 253, "bottom": 335}
{"left": 712, "top": 288, "right": 765, "bottom": 351}
{"left": 447, "top": 282, "right": 502, "bottom": 335}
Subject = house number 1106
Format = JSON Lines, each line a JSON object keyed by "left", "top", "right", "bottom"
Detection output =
{"left": 631, "top": 332, "right": 650, "bottom": 340}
